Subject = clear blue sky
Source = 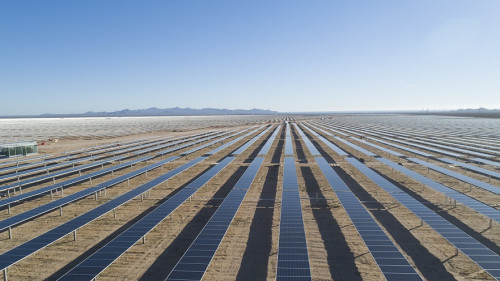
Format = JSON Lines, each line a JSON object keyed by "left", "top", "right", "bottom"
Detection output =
{"left": 1, "top": 0, "right": 499, "bottom": 115}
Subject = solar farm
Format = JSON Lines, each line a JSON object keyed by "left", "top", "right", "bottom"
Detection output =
{"left": 0, "top": 115, "right": 499, "bottom": 281}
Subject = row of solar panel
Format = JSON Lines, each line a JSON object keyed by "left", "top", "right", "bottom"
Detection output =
{"left": 167, "top": 126, "right": 278, "bottom": 280}
{"left": 296, "top": 125, "right": 421, "bottom": 280}
{"left": 167, "top": 155, "right": 267, "bottom": 280}
{"left": 409, "top": 158, "right": 500, "bottom": 195}
{"left": 284, "top": 123, "right": 294, "bottom": 156}
{"left": 277, "top": 157, "right": 312, "bottom": 281}
{"left": 0, "top": 130, "right": 221, "bottom": 192}
{"left": 440, "top": 158, "right": 500, "bottom": 180}
{"left": 376, "top": 157, "right": 500, "bottom": 223}
{"left": 292, "top": 124, "right": 320, "bottom": 156}
{"left": 314, "top": 123, "right": 500, "bottom": 194}
{"left": 315, "top": 157, "right": 422, "bottom": 280}
{"left": 57, "top": 125, "right": 273, "bottom": 280}
{"left": 415, "top": 136, "right": 499, "bottom": 156}
{"left": 59, "top": 156, "right": 236, "bottom": 281}
{"left": 346, "top": 157, "right": 500, "bottom": 280}
{"left": 319, "top": 121, "right": 495, "bottom": 159}
{"left": 0, "top": 141, "right": 224, "bottom": 272}
{"left": 276, "top": 124, "right": 312, "bottom": 281}
{"left": 0, "top": 130, "right": 238, "bottom": 211}
{"left": 0, "top": 135, "right": 166, "bottom": 175}
{"left": 300, "top": 124, "right": 348, "bottom": 156}
{"left": 258, "top": 124, "right": 282, "bottom": 155}
{"left": 305, "top": 123, "right": 500, "bottom": 223}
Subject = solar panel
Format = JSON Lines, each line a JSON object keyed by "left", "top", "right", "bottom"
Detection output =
{"left": 0, "top": 155, "right": 175, "bottom": 232}
{"left": 258, "top": 125, "right": 282, "bottom": 155}
{"left": 401, "top": 137, "right": 495, "bottom": 158}
{"left": 0, "top": 130, "right": 241, "bottom": 210}
{"left": 408, "top": 158, "right": 500, "bottom": 195}
{"left": 0, "top": 154, "right": 127, "bottom": 193}
{"left": 166, "top": 157, "right": 265, "bottom": 281}
{"left": 0, "top": 156, "right": 205, "bottom": 273}
{"left": 379, "top": 136, "right": 463, "bottom": 158}
{"left": 276, "top": 157, "right": 312, "bottom": 281}
{"left": 301, "top": 124, "right": 348, "bottom": 156}
{"left": 285, "top": 123, "right": 294, "bottom": 156}
{"left": 333, "top": 136, "right": 377, "bottom": 156}
{"left": 58, "top": 156, "right": 235, "bottom": 281}
{"left": 277, "top": 123, "right": 311, "bottom": 280}
{"left": 472, "top": 158, "right": 500, "bottom": 168}
{"left": 349, "top": 136, "right": 405, "bottom": 157}
{"left": 0, "top": 129, "right": 253, "bottom": 277}
{"left": 232, "top": 126, "right": 271, "bottom": 155}
{"left": 308, "top": 121, "right": 349, "bottom": 136}
{"left": 346, "top": 157, "right": 500, "bottom": 280}
{"left": 414, "top": 137, "right": 499, "bottom": 156}
{"left": 0, "top": 155, "right": 97, "bottom": 182}
{"left": 296, "top": 128, "right": 420, "bottom": 279}
{"left": 206, "top": 127, "right": 260, "bottom": 156}
{"left": 293, "top": 124, "right": 320, "bottom": 156}
{"left": 0, "top": 130, "right": 228, "bottom": 193}
{"left": 439, "top": 158, "right": 500, "bottom": 180}
{"left": 376, "top": 157, "right": 500, "bottom": 223}
{"left": 364, "top": 137, "right": 433, "bottom": 157}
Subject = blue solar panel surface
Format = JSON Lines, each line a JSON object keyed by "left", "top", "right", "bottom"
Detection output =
{"left": 408, "top": 158, "right": 500, "bottom": 195}
{"left": 376, "top": 158, "right": 500, "bottom": 223}
{"left": 346, "top": 157, "right": 500, "bottom": 280}
{"left": 276, "top": 156, "right": 311, "bottom": 281}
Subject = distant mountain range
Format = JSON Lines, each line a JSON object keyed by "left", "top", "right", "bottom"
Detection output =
{"left": 412, "top": 107, "right": 500, "bottom": 118}
{"left": 40, "top": 107, "right": 278, "bottom": 117}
